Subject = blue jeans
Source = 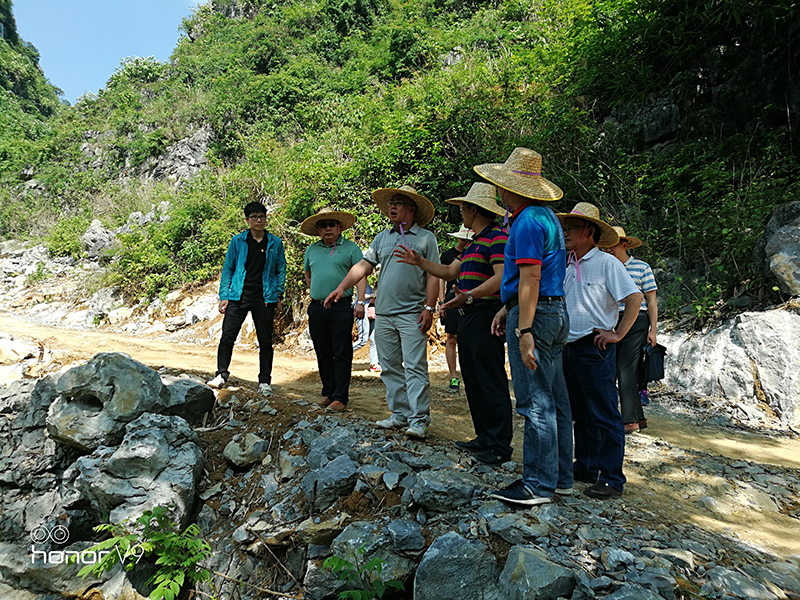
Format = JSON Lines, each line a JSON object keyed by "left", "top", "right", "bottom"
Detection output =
{"left": 564, "top": 337, "right": 626, "bottom": 490}
{"left": 506, "top": 300, "right": 571, "bottom": 496}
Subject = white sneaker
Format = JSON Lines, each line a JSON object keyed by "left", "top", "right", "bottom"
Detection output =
{"left": 207, "top": 374, "right": 226, "bottom": 388}
{"left": 258, "top": 383, "right": 274, "bottom": 397}
{"left": 554, "top": 487, "right": 574, "bottom": 496}
{"left": 375, "top": 417, "right": 407, "bottom": 429}
{"left": 405, "top": 424, "right": 428, "bottom": 439}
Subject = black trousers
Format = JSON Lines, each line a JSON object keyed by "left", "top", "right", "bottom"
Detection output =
{"left": 458, "top": 304, "right": 513, "bottom": 456}
{"left": 217, "top": 300, "right": 276, "bottom": 384}
{"left": 616, "top": 312, "right": 649, "bottom": 423}
{"left": 308, "top": 300, "right": 354, "bottom": 405}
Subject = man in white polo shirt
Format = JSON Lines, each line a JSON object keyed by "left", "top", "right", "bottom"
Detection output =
{"left": 557, "top": 203, "right": 643, "bottom": 500}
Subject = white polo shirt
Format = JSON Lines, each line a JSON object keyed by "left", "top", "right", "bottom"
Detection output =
{"left": 565, "top": 247, "right": 640, "bottom": 342}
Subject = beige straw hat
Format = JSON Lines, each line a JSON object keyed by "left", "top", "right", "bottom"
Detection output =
{"left": 447, "top": 225, "right": 474, "bottom": 240}
{"left": 372, "top": 185, "right": 435, "bottom": 227}
{"left": 300, "top": 207, "right": 356, "bottom": 236}
{"left": 556, "top": 202, "right": 620, "bottom": 248}
{"left": 474, "top": 148, "right": 563, "bottom": 201}
{"left": 606, "top": 226, "right": 643, "bottom": 249}
{"left": 445, "top": 182, "right": 505, "bottom": 216}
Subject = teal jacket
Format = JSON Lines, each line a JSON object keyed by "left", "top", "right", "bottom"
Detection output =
{"left": 219, "top": 230, "right": 286, "bottom": 303}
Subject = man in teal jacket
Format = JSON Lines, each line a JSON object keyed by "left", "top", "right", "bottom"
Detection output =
{"left": 207, "top": 201, "right": 286, "bottom": 396}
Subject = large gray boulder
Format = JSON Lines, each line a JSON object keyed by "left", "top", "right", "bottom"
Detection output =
{"left": 662, "top": 309, "right": 800, "bottom": 426}
{"left": 498, "top": 546, "right": 579, "bottom": 600}
{"left": 415, "top": 532, "right": 500, "bottom": 600}
{"left": 82, "top": 219, "right": 119, "bottom": 259}
{"left": 47, "top": 353, "right": 211, "bottom": 451}
{"left": 61, "top": 413, "right": 203, "bottom": 527}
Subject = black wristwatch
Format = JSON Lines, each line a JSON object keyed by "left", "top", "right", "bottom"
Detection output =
{"left": 515, "top": 327, "right": 533, "bottom": 338}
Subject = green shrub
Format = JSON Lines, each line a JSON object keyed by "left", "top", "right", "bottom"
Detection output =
{"left": 46, "top": 216, "right": 90, "bottom": 259}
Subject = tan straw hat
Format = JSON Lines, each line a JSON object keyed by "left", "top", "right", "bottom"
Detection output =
{"left": 372, "top": 185, "right": 435, "bottom": 226}
{"left": 447, "top": 225, "right": 474, "bottom": 240}
{"left": 445, "top": 182, "right": 505, "bottom": 216}
{"left": 300, "top": 207, "right": 356, "bottom": 236}
{"left": 474, "top": 147, "right": 563, "bottom": 201}
{"left": 608, "top": 226, "right": 643, "bottom": 249}
{"left": 556, "top": 202, "right": 620, "bottom": 248}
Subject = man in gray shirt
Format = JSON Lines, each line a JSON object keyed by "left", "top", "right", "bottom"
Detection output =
{"left": 326, "top": 186, "right": 440, "bottom": 438}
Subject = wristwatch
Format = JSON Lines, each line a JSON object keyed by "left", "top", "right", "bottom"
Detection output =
{"left": 515, "top": 327, "right": 533, "bottom": 338}
{"left": 465, "top": 290, "right": 474, "bottom": 305}
{"left": 357, "top": 300, "right": 366, "bottom": 305}
{"left": 424, "top": 305, "right": 435, "bottom": 312}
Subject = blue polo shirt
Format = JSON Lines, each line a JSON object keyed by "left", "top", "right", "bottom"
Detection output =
{"left": 500, "top": 203, "right": 566, "bottom": 302}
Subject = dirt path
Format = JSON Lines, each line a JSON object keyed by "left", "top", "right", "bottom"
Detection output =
{"left": 2, "top": 315, "right": 799, "bottom": 558}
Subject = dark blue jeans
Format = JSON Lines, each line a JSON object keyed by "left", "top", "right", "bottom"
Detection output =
{"left": 308, "top": 300, "right": 354, "bottom": 405}
{"left": 216, "top": 300, "right": 276, "bottom": 384}
{"left": 564, "top": 337, "right": 626, "bottom": 490}
{"left": 506, "top": 300, "right": 571, "bottom": 496}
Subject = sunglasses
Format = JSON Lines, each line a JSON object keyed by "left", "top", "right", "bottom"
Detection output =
{"left": 316, "top": 220, "right": 340, "bottom": 228}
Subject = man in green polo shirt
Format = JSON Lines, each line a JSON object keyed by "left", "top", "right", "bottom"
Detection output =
{"left": 302, "top": 208, "right": 366, "bottom": 411}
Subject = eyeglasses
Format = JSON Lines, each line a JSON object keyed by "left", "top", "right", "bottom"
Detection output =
{"left": 562, "top": 224, "right": 587, "bottom": 233}
{"left": 247, "top": 214, "right": 267, "bottom": 221}
{"left": 316, "top": 220, "right": 340, "bottom": 229}
{"left": 388, "top": 199, "right": 415, "bottom": 208}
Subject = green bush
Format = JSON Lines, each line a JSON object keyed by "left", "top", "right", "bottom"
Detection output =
{"left": 46, "top": 216, "right": 90, "bottom": 259}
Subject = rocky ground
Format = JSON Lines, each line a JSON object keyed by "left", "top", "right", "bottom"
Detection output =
{"left": 1, "top": 242, "right": 799, "bottom": 600}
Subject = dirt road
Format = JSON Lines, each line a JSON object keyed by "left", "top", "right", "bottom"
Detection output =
{"left": 2, "top": 315, "right": 799, "bottom": 558}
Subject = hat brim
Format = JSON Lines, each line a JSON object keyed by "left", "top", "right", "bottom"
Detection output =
{"left": 445, "top": 197, "right": 506, "bottom": 217}
{"left": 300, "top": 211, "right": 356, "bottom": 236}
{"left": 557, "top": 213, "right": 620, "bottom": 248}
{"left": 372, "top": 188, "right": 434, "bottom": 227}
{"left": 620, "top": 236, "right": 643, "bottom": 249}
{"left": 473, "top": 164, "right": 563, "bottom": 201}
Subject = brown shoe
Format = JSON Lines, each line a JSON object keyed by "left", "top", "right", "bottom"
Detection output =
{"left": 624, "top": 422, "right": 639, "bottom": 434}
{"left": 327, "top": 400, "right": 347, "bottom": 411}
{"left": 316, "top": 396, "right": 333, "bottom": 407}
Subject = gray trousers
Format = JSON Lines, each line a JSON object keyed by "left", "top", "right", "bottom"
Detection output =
{"left": 374, "top": 313, "right": 431, "bottom": 426}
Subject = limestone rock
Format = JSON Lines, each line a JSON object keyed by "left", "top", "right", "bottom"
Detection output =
{"left": 415, "top": 532, "right": 500, "bottom": 600}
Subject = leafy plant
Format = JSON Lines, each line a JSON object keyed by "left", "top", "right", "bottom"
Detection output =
{"left": 46, "top": 216, "right": 90, "bottom": 259}
{"left": 323, "top": 547, "right": 405, "bottom": 600}
{"left": 72, "top": 506, "right": 212, "bottom": 600}
{"left": 25, "top": 261, "right": 50, "bottom": 286}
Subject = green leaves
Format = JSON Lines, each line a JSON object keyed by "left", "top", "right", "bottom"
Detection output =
{"left": 323, "top": 546, "right": 405, "bottom": 600}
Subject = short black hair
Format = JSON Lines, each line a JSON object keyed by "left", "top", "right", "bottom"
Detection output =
{"left": 244, "top": 201, "right": 267, "bottom": 218}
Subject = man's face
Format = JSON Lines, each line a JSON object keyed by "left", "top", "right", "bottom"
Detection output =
{"left": 316, "top": 219, "right": 342, "bottom": 244}
{"left": 388, "top": 196, "right": 416, "bottom": 227}
{"left": 562, "top": 218, "right": 591, "bottom": 251}
{"left": 246, "top": 212, "right": 267, "bottom": 233}
{"left": 603, "top": 240, "right": 628, "bottom": 262}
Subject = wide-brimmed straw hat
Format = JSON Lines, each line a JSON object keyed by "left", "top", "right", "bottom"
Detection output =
{"left": 473, "top": 148, "right": 563, "bottom": 201}
{"left": 447, "top": 225, "right": 474, "bottom": 240}
{"left": 556, "top": 202, "right": 619, "bottom": 248}
{"left": 445, "top": 182, "right": 505, "bottom": 216}
{"left": 607, "top": 226, "right": 643, "bottom": 249}
{"left": 300, "top": 207, "right": 356, "bottom": 236}
{"left": 372, "top": 185, "right": 435, "bottom": 227}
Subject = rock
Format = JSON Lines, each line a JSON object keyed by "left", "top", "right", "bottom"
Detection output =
{"left": 415, "top": 532, "right": 500, "bottom": 600}
{"left": 601, "top": 547, "right": 637, "bottom": 571}
{"left": 223, "top": 433, "right": 269, "bottom": 468}
{"left": 407, "top": 469, "right": 483, "bottom": 512}
{"left": 642, "top": 547, "right": 695, "bottom": 570}
{"left": 302, "top": 454, "right": 359, "bottom": 512}
{"left": 0, "top": 337, "right": 38, "bottom": 365}
{"left": 160, "top": 375, "right": 215, "bottom": 418}
{"left": 279, "top": 451, "right": 306, "bottom": 480}
{"left": 61, "top": 413, "right": 203, "bottom": 527}
{"left": 296, "top": 513, "right": 349, "bottom": 545}
{"left": 604, "top": 586, "right": 665, "bottom": 600}
{"left": 387, "top": 519, "right": 425, "bottom": 552}
{"left": 0, "top": 541, "right": 105, "bottom": 597}
{"left": 498, "top": 545, "right": 579, "bottom": 600}
{"left": 184, "top": 294, "right": 219, "bottom": 324}
{"left": 701, "top": 566, "right": 779, "bottom": 600}
{"left": 82, "top": 219, "right": 119, "bottom": 259}
{"left": 139, "top": 124, "right": 213, "bottom": 184}
{"left": 306, "top": 428, "right": 361, "bottom": 469}
{"left": 488, "top": 513, "right": 550, "bottom": 545}
{"left": 745, "top": 561, "right": 800, "bottom": 595}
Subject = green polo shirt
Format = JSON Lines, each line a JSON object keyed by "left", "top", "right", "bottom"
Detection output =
{"left": 304, "top": 236, "right": 363, "bottom": 301}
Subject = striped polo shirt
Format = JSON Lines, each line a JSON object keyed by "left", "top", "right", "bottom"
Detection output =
{"left": 619, "top": 256, "right": 657, "bottom": 312}
{"left": 458, "top": 223, "right": 507, "bottom": 301}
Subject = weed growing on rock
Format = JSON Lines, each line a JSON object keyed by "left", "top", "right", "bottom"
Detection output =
{"left": 323, "top": 546, "right": 405, "bottom": 600}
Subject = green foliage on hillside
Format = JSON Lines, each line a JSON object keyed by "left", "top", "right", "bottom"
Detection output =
{"left": 0, "top": 0, "right": 797, "bottom": 309}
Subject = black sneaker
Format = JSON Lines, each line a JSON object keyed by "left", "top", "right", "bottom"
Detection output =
{"left": 487, "top": 480, "right": 551, "bottom": 506}
{"left": 455, "top": 438, "right": 485, "bottom": 453}
{"left": 449, "top": 377, "right": 460, "bottom": 391}
{"left": 473, "top": 449, "right": 512, "bottom": 465}
{"left": 583, "top": 481, "right": 623, "bottom": 499}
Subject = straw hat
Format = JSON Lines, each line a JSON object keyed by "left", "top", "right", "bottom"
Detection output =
{"left": 300, "top": 207, "right": 356, "bottom": 236}
{"left": 556, "top": 202, "right": 619, "bottom": 248}
{"left": 445, "top": 182, "right": 505, "bottom": 216}
{"left": 473, "top": 148, "right": 563, "bottom": 201}
{"left": 447, "top": 225, "right": 474, "bottom": 240}
{"left": 606, "top": 226, "right": 643, "bottom": 249}
{"left": 372, "top": 185, "right": 435, "bottom": 226}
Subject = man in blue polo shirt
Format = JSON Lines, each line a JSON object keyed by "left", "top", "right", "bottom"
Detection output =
{"left": 474, "top": 148, "right": 571, "bottom": 506}
{"left": 208, "top": 201, "right": 286, "bottom": 397}
{"left": 394, "top": 182, "right": 511, "bottom": 464}
{"left": 302, "top": 208, "right": 366, "bottom": 412}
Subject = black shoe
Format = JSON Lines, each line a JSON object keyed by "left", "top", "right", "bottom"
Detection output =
{"left": 455, "top": 438, "right": 486, "bottom": 453}
{"left": 473, "top": 449, "right": 512, "bottom": 465}
{"left": 583, "top": 481, "right": 622, "bottom": 499}
{"left": 573, "top": 471, "right": 598, "bottom": 484}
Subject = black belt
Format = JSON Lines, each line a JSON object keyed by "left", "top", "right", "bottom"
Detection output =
{"left": 458, "top": 300, "right": 502, "bottom": 316}
{"left": 505, "top": 295, "right": 564, "bottom": 311}
{"left": 570, "top": 333, "right": 597, "bottom": 345}
{"left": 311, "top": 297, "right": 351, "bottom": 305}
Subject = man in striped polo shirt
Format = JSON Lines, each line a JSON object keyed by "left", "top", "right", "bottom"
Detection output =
{"left": 394, "top": 182, "right": 512, "bottom": 464}
{"left": 603, "top": 226, "right": 658, "bottom": 433}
